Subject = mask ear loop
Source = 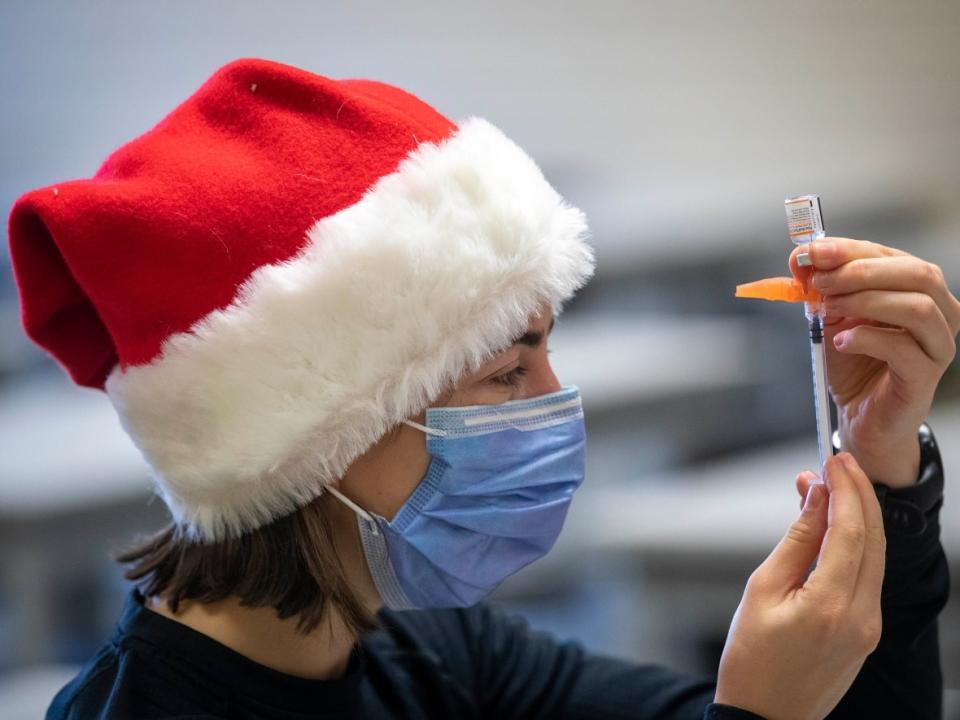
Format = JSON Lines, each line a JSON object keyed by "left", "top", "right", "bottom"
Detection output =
{"left": 324, "top": 485, "right": 380, "bottom": 536}
{"left": 402, "top": 418, "right": 447, "bottom": 436}
{"left": 324, "top": 419, "right": 446, "bottom": 537}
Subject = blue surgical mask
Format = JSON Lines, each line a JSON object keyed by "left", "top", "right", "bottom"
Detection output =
{"left": 326, "top": 385, "right": 586, "bottom": 609}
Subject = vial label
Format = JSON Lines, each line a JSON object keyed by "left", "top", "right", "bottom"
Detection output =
{"left": 785, "top": 194, "right": 825, "bottom": 244}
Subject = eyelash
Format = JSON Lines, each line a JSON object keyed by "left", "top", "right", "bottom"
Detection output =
{"left": 490, "top": 366, "right": 527, "bottom": 387}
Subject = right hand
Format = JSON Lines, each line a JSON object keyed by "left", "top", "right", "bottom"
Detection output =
{"left": 714, "top": 453, "right": 886, "bottom": 720}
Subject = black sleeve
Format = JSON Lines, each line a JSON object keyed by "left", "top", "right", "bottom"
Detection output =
{"left": 827, "top": 456, "right": 949, "bottom": 719}
{"left": 462, "top": 601, "right": 765, "bottom": 720}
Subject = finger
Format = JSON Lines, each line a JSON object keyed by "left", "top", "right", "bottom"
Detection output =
{"left": 811, "top": 256, "right": 960, "bottom": 334}
{"left": 753, "top": 482, "right": 829, "bottom": 594}
{"left": 796, "top": 470, "right": 821, "bottom": 509}
{"left": 833, "top": 325, "right": 941, "bottom": 388}
{"left": 789, "top": 237, "right": 907, "bottom": 282}
{"left": 806, "top": 237, "right": 909, "bottom": 271}
{"left": 846, "top": 453, "right": 886, "bottom": 613}
{"left": 806, "top": 454, "right": 867, "bottom": 604}
{"left": 825, "top": 290, "right": 955, "bottom": 364}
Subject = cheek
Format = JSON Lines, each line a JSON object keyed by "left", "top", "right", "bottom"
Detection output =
{"left": 376, "top": 464, "right": 429, "bottom": 522}
{"left": 339, "top": 425, "right": 432, "bottom": 521}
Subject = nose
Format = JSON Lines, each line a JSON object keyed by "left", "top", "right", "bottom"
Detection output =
{"left": 526, "top": 358, "right": 562, "bottom": 398}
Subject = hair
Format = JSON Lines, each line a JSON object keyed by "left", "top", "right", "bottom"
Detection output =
{"left": 116, "top": 493, "right": 378, "bottom": 636}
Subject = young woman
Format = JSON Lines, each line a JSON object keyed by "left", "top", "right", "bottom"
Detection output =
{"left": 9, "top": 57, "right": 957, "bottom": 719}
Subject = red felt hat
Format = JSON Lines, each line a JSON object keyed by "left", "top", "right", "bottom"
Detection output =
{"left": 8, "top": 58, "right": 594, "bottom": 540}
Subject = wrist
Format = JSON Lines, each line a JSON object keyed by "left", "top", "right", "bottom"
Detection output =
{"left": 872, "top": 422, "right": 945, "bottom": 538}
{"left": 836, "top": 428, "right": 920, "bottom": 489}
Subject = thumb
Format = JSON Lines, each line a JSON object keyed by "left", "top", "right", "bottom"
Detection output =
{"left": 752, "top": 484, "right": 829, "bottom": 595}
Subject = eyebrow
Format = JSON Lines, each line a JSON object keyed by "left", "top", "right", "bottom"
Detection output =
{"left": 513, "top": 316, "right": 555, "bottom": 348}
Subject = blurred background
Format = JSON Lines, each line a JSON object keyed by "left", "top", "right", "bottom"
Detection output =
{"left": 2, "top": 1, "right": 959, "bottom": 716}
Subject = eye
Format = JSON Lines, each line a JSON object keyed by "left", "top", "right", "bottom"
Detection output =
{"left": 489, "top": 366, "right": 527, "bottom": 387}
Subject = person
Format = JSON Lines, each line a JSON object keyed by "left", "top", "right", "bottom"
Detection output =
{"left": 7, "top": 57, "right": 957, "bottom": 720}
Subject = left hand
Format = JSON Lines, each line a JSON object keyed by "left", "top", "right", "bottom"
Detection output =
{"left": 716, "top": 454, "right": 885, "bottom": 720}
{"left": 789, "top": 238, "right": 960, "bottom": 489}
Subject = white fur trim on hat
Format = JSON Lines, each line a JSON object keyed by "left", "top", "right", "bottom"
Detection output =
{"left": 105, "top": 117, "right": 594, "bottom": 541}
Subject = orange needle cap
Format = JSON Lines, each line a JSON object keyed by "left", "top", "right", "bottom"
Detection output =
{"left": 735, "top": 276, "right": 821, "bottom": 303}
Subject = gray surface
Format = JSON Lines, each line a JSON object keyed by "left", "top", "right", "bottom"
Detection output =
{"left": 584, "top": 404, "right": 960, "bottom": 558}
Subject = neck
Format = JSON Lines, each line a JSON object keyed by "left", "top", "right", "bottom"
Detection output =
{"left": 146, "top": 594, "right": 357, "bottom": 680}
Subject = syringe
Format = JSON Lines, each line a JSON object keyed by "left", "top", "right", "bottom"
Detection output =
{"left": 784, "top": 194, "right": 835, "bottom": 472}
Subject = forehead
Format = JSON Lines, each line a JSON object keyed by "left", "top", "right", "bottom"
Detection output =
{"left": 481, "top": 304, "right": 554, "bottom": 362}
{"left": 507, "top": 312, "right": 554, "bottom": 350}
{"left": 526, "top": 301, "right": 555, "bottom": 329}
{"left": 526, "top": 313, "right": 554, "bottom": 335}
{"left": 531, "top": 310, "right": 555, "bottom": 330}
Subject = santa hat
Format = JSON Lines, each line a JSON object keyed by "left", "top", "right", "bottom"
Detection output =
{"left": 7, "top": 58, "right": 594, "bottom": 541}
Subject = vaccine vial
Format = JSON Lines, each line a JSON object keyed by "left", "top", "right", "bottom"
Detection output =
{"left": 784, "top": 194, "right": 825, "bottom": 245}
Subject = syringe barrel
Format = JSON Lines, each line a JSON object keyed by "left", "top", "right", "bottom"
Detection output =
{"left": 785, "top": 193, "right": 834, "bottom": 469}
{"left": 808, "top": 320, "right": 834, "bottom": 470}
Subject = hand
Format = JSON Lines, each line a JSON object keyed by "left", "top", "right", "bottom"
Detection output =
{"left": 789, "top": 238, "right": 960, "bottom": 488}
{"left": 715, "top": 453, "right": 885, "bottom": 720}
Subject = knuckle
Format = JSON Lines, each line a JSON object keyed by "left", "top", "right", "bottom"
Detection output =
{"left": 875, "top": 525, "right": 888, "bottom": 551}
{"left": 849, "top": 260, "right": 868, "bottom": 285}
{"left": 745, "top": 569, "right": 769, "bottom": 596}
{"left": 946, "top": 334, "right": 957, "bottom": 364}
{"left": 834, "top": 522, "right": 867, "bottom": 549}
{"left": 813, "top": 603, "right": 848, "bottom": 637}
{"left": 786, "top": 517, "right": 820, "bottom": 546}
{"left": 927, "top": 262, "right": 945, "bottom": 287}
{"left": 859, "top": 614, "right": 883, "bottom": 653}
{"left": 915, "top": 295, "right": 939, "bottom": 323}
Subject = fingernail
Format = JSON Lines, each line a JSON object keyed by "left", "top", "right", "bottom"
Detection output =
{"left": 811, "top": 271, "right": 830, "bottom": 289}
{"left": 804, "top": 484, "right": 824, "bottom": 511}
{"left": 814, "top": 241, "right": 836, "bottom": 263}
{"left": 834, "top": 330, "right": 849, "bottom": 348}
{"left": 797, "top": 252, "right": 812, "bottom": 267}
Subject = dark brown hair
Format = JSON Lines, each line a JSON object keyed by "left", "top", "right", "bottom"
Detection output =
{"left": 116, "top": 495, "right": 377, "bottom": 636}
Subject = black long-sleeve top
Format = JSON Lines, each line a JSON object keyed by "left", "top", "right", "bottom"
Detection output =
{"left": 47, "top": 461, "right": 947, "bottom": 720}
